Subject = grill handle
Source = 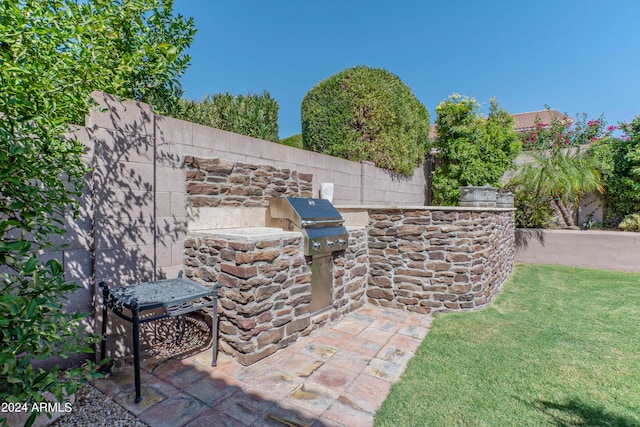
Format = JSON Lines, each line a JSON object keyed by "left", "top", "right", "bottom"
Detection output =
{"left": 301, "top": 218, "right": 345, "bottom": 228}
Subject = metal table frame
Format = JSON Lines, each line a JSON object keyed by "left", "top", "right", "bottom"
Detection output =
{"left": 99, "top": 277, "right": 221, "bottom": 403}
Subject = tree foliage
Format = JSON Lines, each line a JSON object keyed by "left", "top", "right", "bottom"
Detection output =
{"left": 519, "top": 110, "right": 612, "bottom": 151}
{"left": 178, "top": 91, "right": 280, "bottom": 142}
{"left": 588, "top": 116, "right": 640, "bottom": 223}
{"left": 432, "top": 94, "right": 521, "bottom": 205}
{"left": 0, "top": 0, "right": 194, "bottom": 422}
{"left": 301, "top": 66, "right": 431, "bottom": 176}
{"left": 509, "top": 148, "right": 603, "bottom": 228}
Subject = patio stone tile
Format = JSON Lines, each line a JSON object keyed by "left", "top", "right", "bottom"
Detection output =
{"left": 268, "top": 352, "right": 325, "bottom": 379}
{"left": 365, "top": 358, "right": 406, "bottom": 383}
{"left": 90, "top": 376, "right": 123, "bottom": 398}
{"left": 342, "top": 336, "right": 385, "bottom": 358}
{"left": 354, "top": 305, "right": 385, "bottom": 317}
{"left": 280, "top": 382, "right": 339, "bottom": 417}
{"left": 232, "top": 360, "right": 279, "bottom": 382}
{"left": 241, "top": 369, "right": 303, "bottom": 401}
{"left": 299, "top": 342, "right": 340, "bottom": 361}
{"left": 145, "top": 372, "right": 182, "bottom": 399}
{"left": 324, "top": 348, "right": 369, "bottom": 372}
{"left": 377, "top": 308, "right": 409, "bottom": 322}
{"left": 387, "top": 332, "right": 423, "bottom": 353}
{"left": 322, "top": 400, "right": 374, "bottom": 427}
{"left": 369, "top": 317, "right": 402, "bottom": 333}
{"left": 330, "top": 317, "right": 371, "bottom": 335}
{"left": 215, "top": 389, "right": 277, "bottom": 425}
{"left": 346, "top": 373, "right": 392, "bottom": 413}
{"left": 183, "top": 407, "right": 246, "bottom": 427}
{"left": 306, "top": 364, "right": 360, "bottom": 394}
{"left": 357, "top": 326, "right": 395, "bottom": 346}
{"left": 137, "top": 392, "right": 206, "bottom": 427}
{"left": 405, "top": 312, "right": 434, "bottom": 328}
{"left": 113, "top": 384, "right": 167, "bottom": 416}
{"left": 183, "top": 376, "right": 238, "bottom": 406}
{"left": 150, "top": 358, "right": 207, "bottom": 389}
{"left": 312, "top": 328, "right": 356, "bottom": 346}
{"left": 397, "top": 324, "right": 431, "bottom": 340}
{"left": 257, "top": 404, "right": 319, "bottom": 427}
{"left": 312, "top": 417, "right": 345, "bottom": 427}
{"left": 376, "top": 343, "right": 414, "bottom": 366}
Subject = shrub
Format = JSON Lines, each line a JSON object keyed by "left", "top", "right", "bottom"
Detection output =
{"left": 432, "top": 95, "right": 521, "bottom": 205}
{"left": 619, "top": 213, "right": 640, "bottom": 232}
{"left": 279, "top": 133, "right": 304, "bottom": 149}
{"left": 301, "top": 66, "right": 430, "bottom": 176}
{"left": 519, "top": 111, "right": 611, "bottom": 151}
{"left": 588, "top": 116, "right": 640, "bottom": 222}
{"left": 1, "top": 1, "right": 194, "bottom": 423}
{"left": 178, "top": 91, "right": 279, "bottom": 142}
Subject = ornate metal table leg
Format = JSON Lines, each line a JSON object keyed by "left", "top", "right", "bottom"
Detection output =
{"left": 99, "top": 282, "right": 109, "bottom": 362}
{"left": 212, "top": 283, "right": 221, "bottom": 367}
{"left": 131, "top": 302, "right": 142, "bottom": 403}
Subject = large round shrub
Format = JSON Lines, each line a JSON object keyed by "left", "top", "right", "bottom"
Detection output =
{"left": 301, "top": 66, "right": 430, "bottom": 175}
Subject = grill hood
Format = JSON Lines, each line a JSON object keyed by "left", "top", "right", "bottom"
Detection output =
{"left": 267, "top": 197, "right": 348, "bottom": 255}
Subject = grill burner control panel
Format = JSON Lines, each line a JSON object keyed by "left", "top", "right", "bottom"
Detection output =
{"left": 267, "top": 197, "right": 349, "bottom": 256}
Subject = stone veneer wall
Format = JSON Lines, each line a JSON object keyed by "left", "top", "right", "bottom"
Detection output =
{"left": 184, "top": 228, "right": 368, "bottom": 365}
{"left": 183, "top": 157, "right": 515, "bottom": 364}
{"left": 367, "top": 208, "right": 515, "bottom": 313}
{"left": 184, "top": 156, "right": 313, "bottom": 208}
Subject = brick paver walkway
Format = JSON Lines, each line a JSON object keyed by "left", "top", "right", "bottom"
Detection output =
{"left": 92, "top": 305, "right": 433, "bottom": 427}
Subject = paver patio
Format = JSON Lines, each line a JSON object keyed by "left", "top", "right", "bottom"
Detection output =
{"left": 92, "top": 305, "right": 433, "bottom": 427}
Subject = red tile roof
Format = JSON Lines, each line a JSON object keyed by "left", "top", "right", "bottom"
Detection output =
{"left": 512, "top": 110, "right": 573, "bottom": 131}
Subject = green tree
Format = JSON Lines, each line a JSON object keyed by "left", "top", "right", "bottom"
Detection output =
{"left": 433, "top": 94, "right": 521, "bottom": 205}
{"left": 589, "top": 116, "right": 640, "bottom": 223}
{"left": 509, "top": 148, "right": 603, "bottom": 228}
{"left": 301, "top": 65, "right": 430, "bottom": 176}
{"left": 178, "top": 91, "right": 280, "bottom": 142}
{"left": 1, "top": 1, "right": 194, "bottom": 423}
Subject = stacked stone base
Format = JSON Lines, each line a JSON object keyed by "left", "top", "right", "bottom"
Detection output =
{"left": 184, "top": 228, "right": 368, "bottom": 365}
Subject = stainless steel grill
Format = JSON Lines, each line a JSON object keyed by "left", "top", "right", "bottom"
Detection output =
{"left": 267, "top": 197, "right": 348, "bottom": 313}
{"left": 267, "top": 197, "right": 348, "bottom": 256}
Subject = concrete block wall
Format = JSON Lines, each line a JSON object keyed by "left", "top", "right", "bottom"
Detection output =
{"left": 515, "top": 229, "right": 640, "bottom": 273}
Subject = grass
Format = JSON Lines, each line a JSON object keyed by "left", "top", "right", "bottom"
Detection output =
{"left": 375, "top": 264, "right": 640, "bottom": 426}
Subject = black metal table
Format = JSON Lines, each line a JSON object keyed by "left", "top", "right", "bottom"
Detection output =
{"left": 99, "top": 277, "right": 220, "bottom": 402}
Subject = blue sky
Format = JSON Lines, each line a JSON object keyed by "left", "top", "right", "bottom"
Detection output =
{"left": 174, "top": 1, "right": 640, "bottom": 139}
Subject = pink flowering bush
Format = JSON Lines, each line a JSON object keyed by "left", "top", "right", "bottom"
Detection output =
{"left": 520, "top": 112, "right": 614, "bottom": 151}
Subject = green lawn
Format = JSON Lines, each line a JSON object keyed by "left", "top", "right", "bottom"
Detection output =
{"left": 375, "top": 264, "right": 640, "bottom": 426}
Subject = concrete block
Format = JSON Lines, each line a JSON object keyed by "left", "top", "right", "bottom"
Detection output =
{"left": 86, "top": 91, "right": 154, "bottom": 136}
{"left": 64, "top": 249, "right": 94, "bottom": 282}
{"left": 92, "top": 128, "right": 155, "bottom": 166}
{"left": 156, "top": 192, "right": 172, "bottom": 218}
{"left": 93, "top": 189, "right": 154, "bottom": 220}
{"left": 95, "top": 217, "right": 154, "bottom": 249}
{"left": 156, "top": 165, "right": 185, "bottom": 193}
{"left": 93, "top": 158, "right": 155, "bottom": 193}
{"left": 171, "top": 192, "right": 187, "bottom": 218}
{"left": 155, "top": 114, "right": 193, "bottom": 146}
{"left": 94, "top": 245, "right": 155, "bottom": 287}
{"left": 156, "top": 216, "right": 186, "bottom": 242}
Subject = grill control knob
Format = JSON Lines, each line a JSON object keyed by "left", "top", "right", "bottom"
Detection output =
{"left": 326, "top": 240, "right": 335, "bottom": 247}
{"left": 338, "top": 239, "right": 347, "bottom": 246}
{"left": 312, "top": 241, "right": 321, "bottom": 250}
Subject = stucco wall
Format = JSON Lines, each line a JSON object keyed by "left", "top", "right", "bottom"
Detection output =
{"left": 515, "top": 229, "right": 640, "bottom": 273}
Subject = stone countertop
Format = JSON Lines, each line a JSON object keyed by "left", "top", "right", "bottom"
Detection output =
{"left": 188, "top": 227, "right": 300, "bottom": 241}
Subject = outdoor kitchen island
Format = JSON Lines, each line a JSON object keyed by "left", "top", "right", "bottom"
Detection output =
{"left": 184, "top": 225, "right": 368, "bottom": 366}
